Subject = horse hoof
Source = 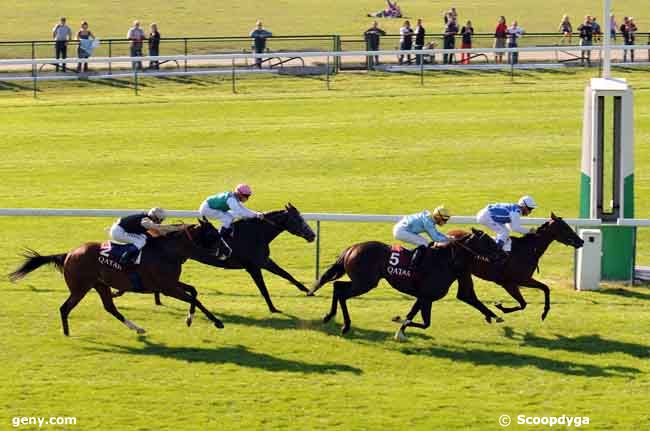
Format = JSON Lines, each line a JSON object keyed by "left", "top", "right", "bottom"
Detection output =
{"left": 496, "top": 317, "right": 504, "bottom": 323}
{"left": 392, "top": 315, "right": 402, "bottom": 323}
{"left": 270, "top": 308, "right": 282, "bottom": 314}
{"left": 136, "top": 328, "right": 146, "bottom": 334}
{"left": 297, "top": 285, "right": 309, "bottom": 293}
{"left": 541, "top": 312, "right": 549, "bottom": 321}
{"left": 341, "top": 324, "right": 351, "bottom": 335}
{"left": 186, "top": 315, "right": 193, "bottom": 327}
{"left": 214, "top": 320, "right": 224, "bottom": 329}
{"left": 394, "top": 330, "right": 407, "bottom": 342}
{"left": 323, "top": 314, "right": 333, "bottom": 323}
{"left": 306, "top": 290, "right": 315, "bottom": 297}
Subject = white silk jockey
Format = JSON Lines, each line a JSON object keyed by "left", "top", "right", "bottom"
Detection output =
{"left": 476, "top": 195, "right": 537, "bottom": 252}
{"left": 199, "top": 184, "right": 263, "bottom": 231}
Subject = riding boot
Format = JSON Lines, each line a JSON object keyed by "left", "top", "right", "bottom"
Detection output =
{"left": 119, "top": 246, "right": 139, "bottom": 266}
{"left": 127, "top": 272, "right": 145, "bottom": 293}
{"left": 409, "top": 245, "right": 427, "bottom": 271}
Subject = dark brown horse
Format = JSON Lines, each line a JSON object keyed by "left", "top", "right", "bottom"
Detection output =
{"left": 307, "top": 229, "right": 503, "bottom": 337}
{"left": 451, "top": 213, "right": 584, "bottom": 320}
{"left": 9, "top": 219, "right": 231, "bottom": 336}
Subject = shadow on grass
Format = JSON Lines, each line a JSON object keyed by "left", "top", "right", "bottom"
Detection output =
{"left": 399, "top": 342, "right": 639, "bottom": 377}
{"left": 84, "top": 337, "right": 362, "bottom": 375}
{"left": 596, "top": 287, "right": 650, "bottom": 301}
{"left": 502, "top": 326, "right": 649, "bottom": 359}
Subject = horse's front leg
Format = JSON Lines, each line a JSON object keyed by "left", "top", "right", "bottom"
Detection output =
{"left": 519, "top": 278, "right": 551, "bottom": 320}
{"left": 246, "top": 265, "right": 281, "bottom": 313}
{"left": 494, "top": 283, "right": 528, "bottom": 315}
{"left": 262, "top": 258, "right": 308, "bottom": 293}
{"left": 456, "top": 273, "right": 502, "bottom": 323}
{"left": 178, "top": 281, "right": 198, "bottom": 327}
{"left": 394, "top": 298, "right": 430, "bottom": 342}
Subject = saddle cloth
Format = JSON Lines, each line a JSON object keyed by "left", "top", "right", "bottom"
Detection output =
{"left": 98, "top": 241, "right": 142, "bottom": 271}
{"left": 386, "top": 244, "right": 414, "bottom": 280}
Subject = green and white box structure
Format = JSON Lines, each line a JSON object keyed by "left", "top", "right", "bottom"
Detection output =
{"left": 580, "top": 78, "right": 635, "bottom": 281}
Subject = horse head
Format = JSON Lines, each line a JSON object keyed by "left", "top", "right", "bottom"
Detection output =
{"left": 266, "top": 203, "right": 316, "bottom": 243}
{"left": 543, "top": 213, "right": 584, "bottom": 249}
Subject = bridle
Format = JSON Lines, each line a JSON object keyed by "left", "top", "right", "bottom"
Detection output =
{"left": 449, "top": 232, "right": 492, "bottom": 262}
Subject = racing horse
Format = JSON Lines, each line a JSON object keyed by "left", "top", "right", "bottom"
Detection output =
{"left": 456, "top": 213, "right": 584, "bottom": 320}
{"left": 9, "top": 219, "right": 231, "bottom": 336}
{"left": 154, "top": 203, "right": 316, "bottom": 313}
{"left": 308, "top": 229, "right": 503, "bottom": 337}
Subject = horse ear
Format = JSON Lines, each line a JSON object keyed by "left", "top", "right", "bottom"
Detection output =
{"left": 551, "top": 212, "right": 557, "bottom": 220}
{"left": 471, "top": 227, "right": 478, "bottom": 234}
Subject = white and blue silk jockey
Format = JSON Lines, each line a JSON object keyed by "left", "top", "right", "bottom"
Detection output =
{"left": 393, "top": 207, "right": 451, "bottom": 268}
{"left": 198, "top": 184, "right": 264, "bottom": 236}
{"left": 476, "top": 196, "right": 537, "bottom": 252}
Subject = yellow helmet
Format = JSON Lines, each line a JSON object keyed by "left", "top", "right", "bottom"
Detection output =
{"left": 432, "top": 206, "right": 451, "bottom": 223}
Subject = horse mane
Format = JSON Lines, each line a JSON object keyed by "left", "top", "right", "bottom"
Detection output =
{"left": 447, "top": 229, "right": 470, "bottom": 239}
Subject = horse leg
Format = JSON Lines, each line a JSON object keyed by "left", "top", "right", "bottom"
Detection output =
{"left": 59, "top": 283, "right": 92, "bottom": 336}
{"left": 246, "top": 266, "right": 280, "bottom": 313}
{"left": 494, "top": 283, "right": 528, "bottom": 315}
{"left": 519, "top": 278, "right": 551, "bottom": 321}
{"left": 162, "top": 282, "right": 224, "bottom": 330}
{"left": 323, "top": 283, "right": 341, "bottom": 323}
{"left": 95, "top": 283, "right": 146, "bottom": 334}
{"left": 392, "top": 299, "right": 421, "bottom": 324}
{"left": 178, "top": 281, "right": 198, "bottom": 327}
{"left": 336, "top": 278, "right": 378, "bottom": 335}
{"left": 456, "top": 273, "right": 502, "bottom": 324}
{"left": 262, "top": 258, "right": 308, "bottom": 293}
{"left": 394, "top": 298, "right": 430, "bottom": 341}
{"left": 154, "top": 292, "right": 162, "bottom": 306}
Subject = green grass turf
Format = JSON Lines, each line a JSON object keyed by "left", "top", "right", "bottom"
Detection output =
{"left": 0, "top": 70, "right": 649, "bottom": 430}
{"left": 3, "top": 0, "right": 649, "bottom": 41}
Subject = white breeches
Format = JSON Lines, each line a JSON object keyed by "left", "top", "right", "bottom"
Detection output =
{"left": 109, "top": 224, "right": 147, "bottom": 249}
{"left": 393, "top": 225, "right": 430, "bottom": 247}
{"left": 476, "top": 209, "right": 512, "bottom": 251}
{"left": 199, "top": 201, "right": 234, "bottom": 228}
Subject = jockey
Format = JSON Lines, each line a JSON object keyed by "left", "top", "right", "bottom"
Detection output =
{"left": 393, "top": 206, "right": 451, "bottom": 269}
{"left": 198, "top": 183, "right": 264, "bottom": 237}
{"left": 109, "top": 207, "right": 183, "bottom": 264}
{"left": 476, "top": 195, "right": 537, "bottom": 252}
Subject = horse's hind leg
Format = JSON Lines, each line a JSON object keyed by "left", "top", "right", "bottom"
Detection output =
{"left": 95, "top": 283, "right": 145, "bottom": 334}
{"left": 336, "top": 278, "right": 378, "bottom": 335}
{"left": 59, "top": 282, "right": 91, "bottom": 336}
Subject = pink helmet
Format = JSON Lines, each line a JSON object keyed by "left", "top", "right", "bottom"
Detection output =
{"left": 235, "top": 183, "right": 253, "bottom": 196}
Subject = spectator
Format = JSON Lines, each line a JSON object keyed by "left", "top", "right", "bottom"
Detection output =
{"left": 127, "top": 20, "right": 145, "bottom": 70}
{"left": 444, "top": 8, "right": 458, "bottom": 24}
{"left": 250, "top": 20, "right": 272, "bottom": 68}
{"left": 52, "top": 17, "right": 72, "bottom": 72}
{"left": 443, "top": 15, "right": 458, "bottom": 64}
{"left": 506, "top": 20, "right": 524, "bottom": 65}
{"left": 622, "top": 17, "right": 637, "bottom": 62}
{"left": 592, "top": 17, "right": 602, "bottom": 43}
{"left": 494, "top": 16, "right": 507, "bottom": 64}
{"left": 558, "top": 15, "right": 572, "bottom": 44}
{"left": 75, "top": 21, "right": 95, "bottom": 73}
{"left": 578, "top": 16, "right": 593, "bottom": 66}
{"left": 148, "top": 23, "right": 161, "bottom": 70}
{"left": 399, "top": 20, "right": 414, "bottom": 65}
{"left": 414, "top": 19, "right": 426, "bottom": 65}
{"left": 610, "top": 14, "right": 617, "bottom": 40}
{"left": 364, "top": 21, "right": 386, "bottom": 67}
{"left": 459, "top": 20, "right": 474, "bottom": 64}
{"left": 368, "top": 0, "right": 401, "bottom": 19}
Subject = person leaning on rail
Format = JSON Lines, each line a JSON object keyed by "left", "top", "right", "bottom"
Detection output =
{"left": 392, "top": 206, "right": 451, "bottom": 271}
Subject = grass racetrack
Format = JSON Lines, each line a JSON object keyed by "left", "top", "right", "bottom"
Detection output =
{"left": 1, "top": 70, "right": 649, "bottom": 429}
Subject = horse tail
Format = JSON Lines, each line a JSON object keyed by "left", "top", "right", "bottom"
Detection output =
{"left": 308, "top": 248, "right": 348, "bottom": 295}
{"left": 8, "top": 249, "right": 66, "bottom": 282}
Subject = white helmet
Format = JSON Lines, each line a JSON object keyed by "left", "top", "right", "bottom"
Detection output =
{"left": 147, "top": 207, "right": 166, "bottom": 222}
{"left": 518, "top": 196, "right": 537, "bottom": 209}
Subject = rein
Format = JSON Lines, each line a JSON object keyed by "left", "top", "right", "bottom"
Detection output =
{"left": 451, "top": 234, "right": 491, "bottom": 262}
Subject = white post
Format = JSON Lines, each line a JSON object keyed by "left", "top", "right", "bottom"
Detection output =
{"left": 602, "top": 0, "right": 612, "bottom": 78}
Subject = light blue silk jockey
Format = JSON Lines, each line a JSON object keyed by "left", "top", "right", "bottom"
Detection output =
{"left": 393, "top": 209, "right": 450, "bottom": 247}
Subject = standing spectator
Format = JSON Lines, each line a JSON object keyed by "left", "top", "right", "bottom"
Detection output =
{"left": 444, "top": 8, "right": 458, "bottom": 24}
{"left": 609, "top": 14, "right": 617, "bottom": 40}
{"left": 148, "top": 23, "right": 161, "bottom": 70}
{"left": 414, "top": 19, "right": 426, "bottom": 65}
{"left": 127, "top": 20, "right": 145, "bottom": 70}
{"left": 443, "top": 15, "right": 458, "bottom": 64}
{"left": 592, "top": 17, "right": 602, "bottom": 43}
{"left": 399, "top": 20, "right": 414, "bottom": 65}
{"left": 250, "top": 20, "right": 272, "bottom": 68}
{"left": 52, "top": 17, "right": 72, "bottom": 72}
{"left": 558, "top": 15, "right": 572, "bottom": 44}
{"left": 364, "top": 21, "right": 386, "bottom": 68}
{"left": 493, "top": 16, "right": 507, "bottom": 64}
{"left": 578, "top": 16, "right": 593, "bottom": 66}
{"left": 622, "top": 17, "right": 637, "bottom": 62}
{"left": 506, "top": 20, "right": 524, "bottom": 65}
{"left": 75, "top": 21, "right": 95, "bottom": 73}
{"left": 459, "top": 20, "right": 474, "bottom": 64}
